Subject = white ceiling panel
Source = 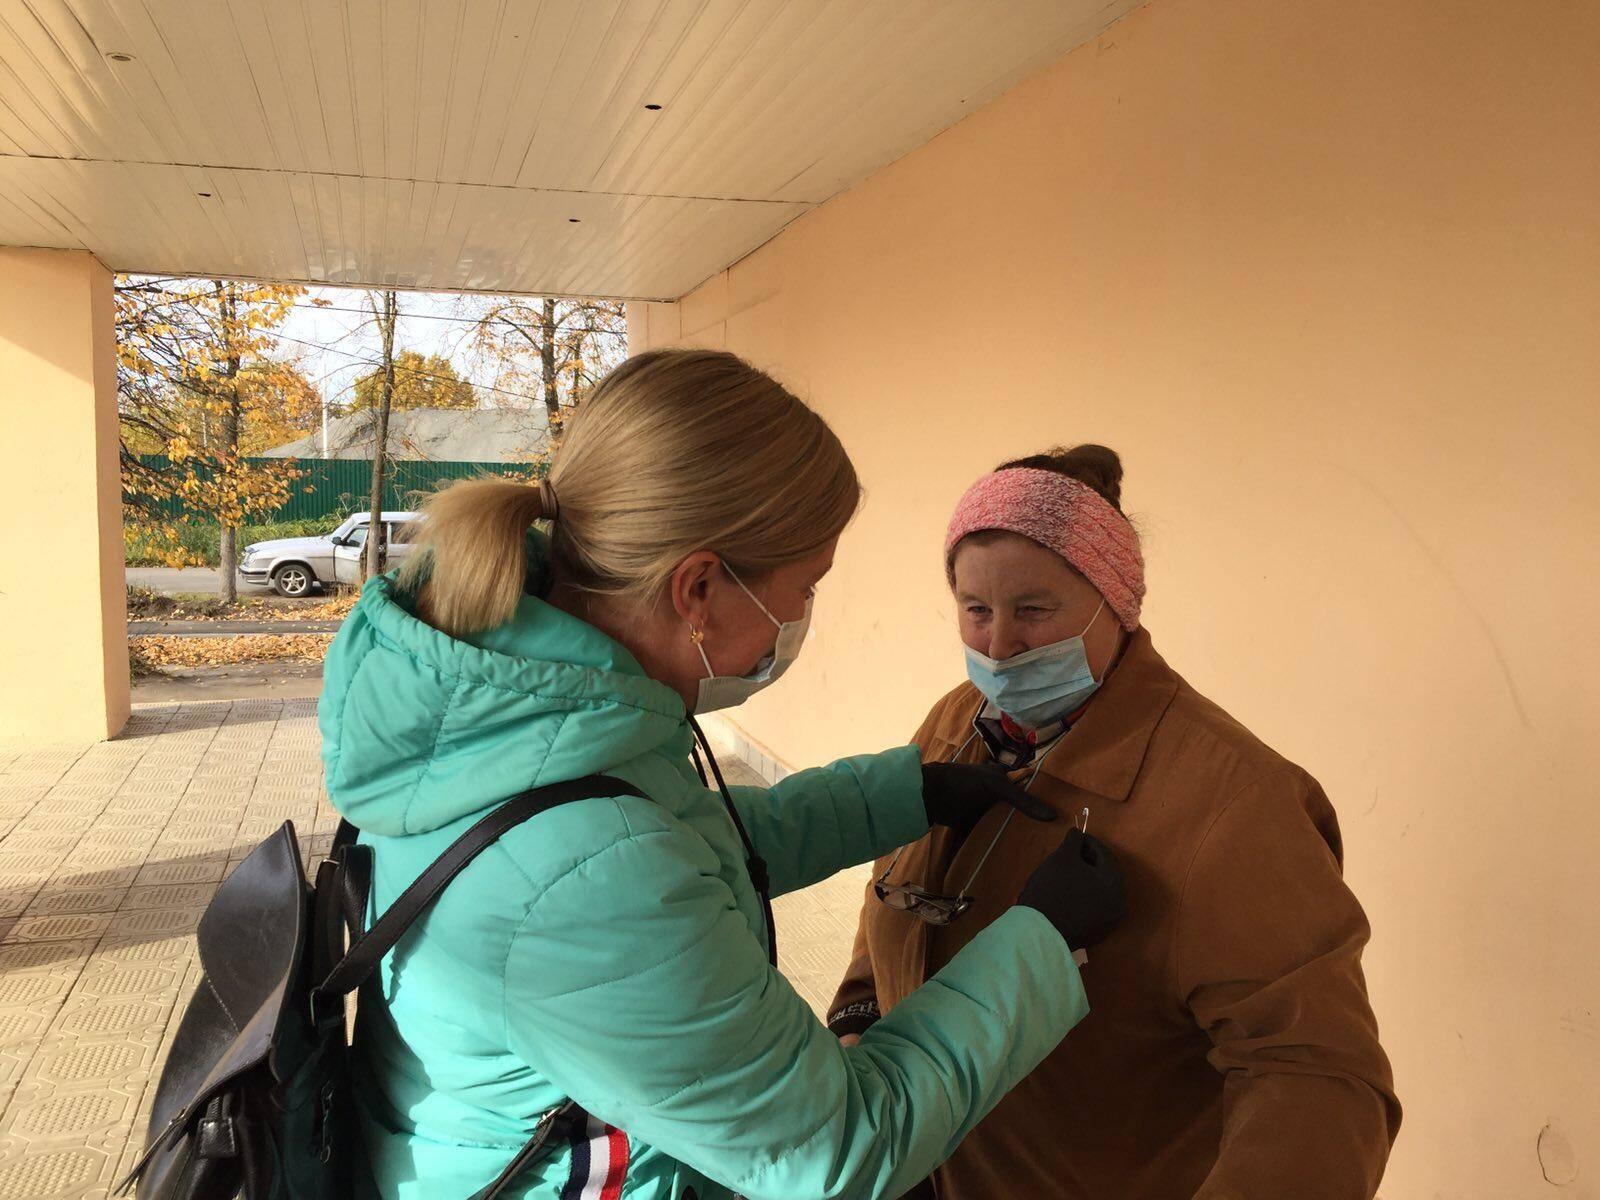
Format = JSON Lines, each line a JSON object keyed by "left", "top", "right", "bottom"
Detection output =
{"left": 0, "top": 0, "right": 1142, "bottom": 298}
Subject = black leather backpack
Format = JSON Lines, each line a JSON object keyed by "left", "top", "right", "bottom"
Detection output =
{"left": 115, "top": 776, "right": 645, "bottom": 1200}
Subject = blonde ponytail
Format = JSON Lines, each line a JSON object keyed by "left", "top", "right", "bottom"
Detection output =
{"left": 403, "top": 349, "right": 860, "bottom": 638}
{"left": 399, "top": 478, "right": 549, "bottom": 636}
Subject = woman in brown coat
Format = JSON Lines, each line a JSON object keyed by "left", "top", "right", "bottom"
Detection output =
{"left": 829, "top": 446, "right": 1401, "bottom": 1199}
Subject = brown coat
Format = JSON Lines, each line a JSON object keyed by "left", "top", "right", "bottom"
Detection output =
{"left": 830, "top": 630, "right": 1400, "bottom": 1199}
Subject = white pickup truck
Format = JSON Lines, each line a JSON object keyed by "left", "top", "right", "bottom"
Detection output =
{"left": 237, "top": 511, "right": 423, "bottom": 597}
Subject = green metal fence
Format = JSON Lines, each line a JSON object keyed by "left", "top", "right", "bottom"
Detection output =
{"left": 127, "top": 455, "right": 539, "bottom": 522}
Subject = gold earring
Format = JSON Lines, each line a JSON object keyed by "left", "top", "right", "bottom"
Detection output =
{"left": 689, "top": 627, "right": 705, "bottom": 645}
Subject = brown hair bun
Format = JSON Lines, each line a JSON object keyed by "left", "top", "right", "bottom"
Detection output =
{"left": 996, "top": 444, "right": 1125, "bottom": 513}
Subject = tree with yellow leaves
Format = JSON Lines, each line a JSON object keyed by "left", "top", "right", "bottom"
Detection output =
{"left": 117, "top": 276, "right": 312, "bottom": 600}
{"left": 461, "top": 296, "right": 626, "bottom": 425}
{"left": 347, "top": 349, "right": 476, "bottom": 413}
{"left": 238, "top": 358, "right": 325, "bottom": 454}
{"left": 450, "top": 296, "right": 626, "bottom": 478}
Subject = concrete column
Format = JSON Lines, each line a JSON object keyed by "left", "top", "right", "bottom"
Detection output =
{"left": 0, "top": 248, "right": 129, "bottom": 745}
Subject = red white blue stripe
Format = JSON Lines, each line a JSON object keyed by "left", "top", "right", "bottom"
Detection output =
{"left": 560, "top": 1114, "right": 629, "bottom": 1200}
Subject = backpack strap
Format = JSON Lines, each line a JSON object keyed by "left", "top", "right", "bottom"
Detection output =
{"left": 321, "top": 819, "right": 372, "bottom": 936}
{"left": 311, "top": 775, "right": 646, "bottom": 1020}
{"left": 467, "top": 1100, "right": 583, "bottom": 1200}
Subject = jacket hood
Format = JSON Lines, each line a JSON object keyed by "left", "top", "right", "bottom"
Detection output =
{"left": 318, "top": 551, "right": 687, "bottom": 836}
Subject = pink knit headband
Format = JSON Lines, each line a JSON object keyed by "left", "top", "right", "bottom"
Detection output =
{"left": 944, "top": 467, "right": 1146, "bottom": 630}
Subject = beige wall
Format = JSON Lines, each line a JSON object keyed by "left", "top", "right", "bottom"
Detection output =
{"left": 0, "top": 248, "right": 129, "bottom": 746}
{"left": 632, "top": 0, "right": 1600, "bottom": 1194}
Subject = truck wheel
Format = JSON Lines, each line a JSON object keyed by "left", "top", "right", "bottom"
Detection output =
{"left": 270, "top": 564, "right": 314, "bottom": 597}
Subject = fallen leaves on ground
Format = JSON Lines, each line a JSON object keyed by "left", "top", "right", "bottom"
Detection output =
{"left": 290, "top": 593, "right": 359, "bottom": 621}
{"left": 129, "top": 633, "right": 335, "bottom": 673}
{"left": 126, "top": 586, "right": 357, "bottom": 623}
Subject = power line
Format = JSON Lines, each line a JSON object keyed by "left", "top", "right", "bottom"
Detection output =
{"left": 287, "top": 301, "right": 628, "bottom": 336}
{"left": 268, "top": 330, "right": 551, "bottom": 404}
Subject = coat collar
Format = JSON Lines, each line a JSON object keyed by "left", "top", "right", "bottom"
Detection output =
{"left": 1046, "top": 628, "right": 1181, "bottom": 802}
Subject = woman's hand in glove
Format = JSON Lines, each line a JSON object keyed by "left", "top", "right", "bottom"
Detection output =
{"left": 1017, "top": 828, "right": 1126, "bottom": 952}
{"left": 920, "top": 762, "right": 1055, "bottom": 837}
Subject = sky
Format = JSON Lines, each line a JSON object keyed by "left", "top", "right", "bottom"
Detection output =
{"left": 273, "top": 285, "right": 535, "bottom": 415}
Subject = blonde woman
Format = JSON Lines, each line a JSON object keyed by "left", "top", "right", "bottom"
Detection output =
{"left": 318, "top": 351, "right": 1126, "bottom": 1200}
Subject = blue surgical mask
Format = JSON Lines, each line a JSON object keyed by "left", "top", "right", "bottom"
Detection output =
{"left": 963, "top": 600, "right": 1107, "bottom": 729}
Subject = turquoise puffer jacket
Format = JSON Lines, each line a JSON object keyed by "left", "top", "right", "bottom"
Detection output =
{"left": 318, "top": 555, "right": 1088, "bottom": 1200}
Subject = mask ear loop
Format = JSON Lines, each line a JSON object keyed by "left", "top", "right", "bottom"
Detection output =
{"left": 689, "top": 625, "right": 714, "bottom": 681}
{"left": 1083, "top": 598, "right": 1109, "bottom": 683}
{"left": 723, "top": 562, "right": 784, "bottom": 630}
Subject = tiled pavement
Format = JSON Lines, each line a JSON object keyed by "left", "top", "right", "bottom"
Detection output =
{"left": 0, "top": 699, "right": 867, "bottom": 1199}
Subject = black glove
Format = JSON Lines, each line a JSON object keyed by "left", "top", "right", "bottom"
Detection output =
{"left": 920, "top": 762, "right": 1055, "bottom": 836}
{"left": 1017, "top": 828, "right": 1126, "bottom": 951}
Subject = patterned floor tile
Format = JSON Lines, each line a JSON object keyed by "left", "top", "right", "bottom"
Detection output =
{"left": 4, "top": 915, "right": 112, "bottom": 945}
{"left": 0, "top": 1143, "right": 117, "bottom": 1199}
{"left": 22, "top": 889, "right": 129, "bottom": 918}
{"left": 130, "top": 859, "right": 227, "bottom": 888}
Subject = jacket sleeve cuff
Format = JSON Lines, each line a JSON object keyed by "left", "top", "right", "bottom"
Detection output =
{"left": 826, "top": 999, "right": 882, "bottom": 1038}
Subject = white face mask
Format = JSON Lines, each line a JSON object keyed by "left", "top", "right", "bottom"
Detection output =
{"left": 693, "top": 565, "right": 813, "bottom": 714}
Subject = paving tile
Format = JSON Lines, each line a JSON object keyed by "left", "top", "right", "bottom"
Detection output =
{"left": 4, "top": 915, "right": 112, "bottom": 945}
{"left": 0, "top": 1052, "right": 28, "bottom": 1113}
{"left": 117, "top": 885, "right": 214, "bottom": 913}
{"left": 0, "top": 852, "right": 63, "bottom": 875}
{"left": 69, "top": 963, "right": 187, "bottom": 1008}
{"left": 771, "top": 888, "right": 825, "bottom": 917}
{"left": 0, "top": 1010, "right": 50, "bottom": 1050}
{"left": 101, "top": 909, "right": 205, "bottom": 942}
{"left": 778, "top": 937, "right": 853, "bottom": 978}
{"left": 0, "top": 1143, "right": 116, "bottom": 1199}
{"left": 0, "top": 972, "right": 74, "bottom": 1009}
{"left": 0, "top": 1074, "right": 143, "bottom": 1147}
{"left": 84, "top": 934, "right": 193, "bottom": 967}
{"left": 57, "top": 841, "right": 154, "bottom": 868}
{"left": 130, "top": 859, "right": 227, "bottom": 888}
{"left": 36, "top": 785, "right": 115, "bottom": 805}
{"left": 0, "top": 834, "right": 78, "bottom": 856}
{"left": 24, "top": 1037, "right": 155, "bottom": 1089}
{"left": 80, "top": 809, "right": 165, "bottom": 830}
{"left": 773, "top": 908, "right": 853, "bottom": 944}
{"left": 236, "top": 813, "right": 309, "bottom": 839}
{"left": 0, "top": 894, "right": 43, "bottom": 923}
{"left": 108, "top": 779, "right": 184, "bottom": 803}
{"left": 50, "top": 999, "right": 168, "bottom": 1043}
{"left": 0, "top": 943, "right": 99, "bottom": 976}
{"left": 22, "top": 889, "right": 129, "bottom": 917}
{"left": 46, "top": 863, "right": 141, "bottom": 891}
{"left": 119, "top": 766, "right": 194, "bottom": 785}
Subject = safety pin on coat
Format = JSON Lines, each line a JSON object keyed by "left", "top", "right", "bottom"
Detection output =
{"left": 1071, "top": 806, "right": 1092, "bottom": 967}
